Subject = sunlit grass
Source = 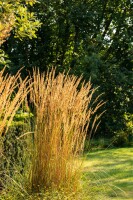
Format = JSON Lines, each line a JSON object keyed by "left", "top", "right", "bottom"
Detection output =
{"left": 0, "top": 67, "right": 31, "bottom": 136}
{"left": 0, "top": 147, "right": 132, "bottom": 199}
{"left": 29, "top": 68, "right": 104, "bottom": 192}
{"left": 82, "top": 147, "right": 133, "bottom": 200}
{"left": 0, "top": 67, "right": 104, "bottom": 198}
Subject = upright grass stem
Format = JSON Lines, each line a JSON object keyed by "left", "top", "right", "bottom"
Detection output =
{"left": 0, "top": 67, "right": 31, "bottom": 136}
{"left": 30, "top": 68, "right": 104, "bottom": 192}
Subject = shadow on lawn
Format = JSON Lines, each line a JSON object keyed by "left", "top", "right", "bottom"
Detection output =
{"left": 83, "top": 147, "right": 133, "bottom": 199}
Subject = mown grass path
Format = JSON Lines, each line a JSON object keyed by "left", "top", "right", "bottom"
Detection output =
{"left": 82, "top": 148, "right": 133, "bottom": 200}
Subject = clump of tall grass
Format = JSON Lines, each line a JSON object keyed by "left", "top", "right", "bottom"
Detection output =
{"left": 30, "top": 68, "right": 104, "bottom": 192}
{"left": 0, "top": 68, "right": 31, "bottom": 192}
{"left": 0, "top": 68, "right": 31, "bottom": 136}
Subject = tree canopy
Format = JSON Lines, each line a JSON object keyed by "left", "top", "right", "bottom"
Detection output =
{"left": 0, "top": 0, "right": 41, "bottom": 67}
{"left": 0, "top": 0, "right": 133, "bottom": 138}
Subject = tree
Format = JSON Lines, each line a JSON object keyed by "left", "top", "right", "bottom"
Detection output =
{"left": 0, "top": 0, "right": 41, "bottom": 68}
{"left": 1, "top": 0, "right": 133, "bottom": 138}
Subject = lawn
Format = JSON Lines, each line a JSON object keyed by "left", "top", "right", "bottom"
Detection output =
{"left": 82, "top": 147, "right": 133, "bottom": 200}
{"left": 0, "top": 147, "right": 133, "bottom": 200}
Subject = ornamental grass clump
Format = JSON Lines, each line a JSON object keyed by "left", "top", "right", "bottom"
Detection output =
{"left": 0, "top": 68, "right": 31, "bottom": 136}
{"left": 30, "top": 68, "right": 104, "bottom": 192}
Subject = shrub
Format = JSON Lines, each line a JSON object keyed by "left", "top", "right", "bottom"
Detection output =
{"left": 84, "top": 137, "right": 111, "bottom": 151}
{"left": 0, "top": 117, "right": 32, "bottom": 191}
{"left": 112, "top": 113, "right": 133, "bottom": 147}
{"left": 1, "top": 122, "right": 30, "bottom": 174}
{"left": 112, "top": 131, "right": 133, "bottom": 147}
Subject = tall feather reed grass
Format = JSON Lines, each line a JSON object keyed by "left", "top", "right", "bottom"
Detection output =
{"left": 0, "top": 67, "right": 31, "bottom": 192}
{"left": 0, "top": 68, "right": 31, "bottom": 136}
{"left": 30, "top": 68, "right": 104, "bottom": 192}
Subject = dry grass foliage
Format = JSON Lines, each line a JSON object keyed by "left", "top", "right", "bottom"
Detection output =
{"left": 0, "top": 68, "right": 31, "bottom": 136}
{"left": 30, "top": 68, "right": 104, "bottom": 192}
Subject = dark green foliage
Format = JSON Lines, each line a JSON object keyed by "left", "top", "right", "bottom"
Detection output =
{"left": 112, "top": 113, "right": 133, "bottom": 147}
{"left": 0, "top": 122, "right": 30, "bottom": 190}
{"left": 112, "top": 131, "right": 132, "bottom": 147}
{"left": 0, "top": 110, "right": 33, "bottom": 180}
{"left": 0, "top": 0, "right": 41, "bottom": 68}
{"left": 0, "top": 0, "right": 133, "bottom": 140}
{"left": 1, "top": 123, "right": 29, "bottom": 176}
{"left": 84, "top": 137, "right": 112, "bottom": 152}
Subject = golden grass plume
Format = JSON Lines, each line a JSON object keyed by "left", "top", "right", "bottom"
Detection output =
{"left": 30, "top": 68, "right": 104, "bottom": 192}
{"left": 0, "top": 68, "right": 31, "bottom": 136}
